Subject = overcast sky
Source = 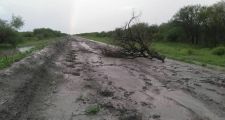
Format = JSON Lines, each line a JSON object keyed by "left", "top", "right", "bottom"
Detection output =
{"left": 0, "top": 0, "right": 220, "bottom": 34}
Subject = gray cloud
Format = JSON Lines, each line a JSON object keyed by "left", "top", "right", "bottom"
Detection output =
{"left": 0, "top": 0, "right": 220, "bottom": 34}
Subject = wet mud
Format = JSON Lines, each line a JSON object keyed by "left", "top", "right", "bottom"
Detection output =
{"left": 0, "top": 36, "right": 225, "bottom": 120}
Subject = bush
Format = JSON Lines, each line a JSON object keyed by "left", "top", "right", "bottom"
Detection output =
{"left": 212, "top": 47, "right": 225, "bottom": 56}
{"left": 33, "top": 28, "right": 67, "bottom": 39}
{"left": 0, "top": 16, "right": 23, "bottom": 46}
{"left": 0, "top": 26, "right": 21, "bottom": 47}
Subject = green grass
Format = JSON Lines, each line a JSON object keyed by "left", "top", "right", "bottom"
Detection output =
{"left": 0, "top": 37, "right": 60, "bottom": 69}
{"left": 85, "top": 104, "right": 101, "bottom": 115}
{"left": 0, "top": 51, "right": 31, "bottom": 69}
{"left": 81, "top": 35, "right": 225, "bottom": 68}
{"left": 152, "top": 42, "right": 225, "bottom": 67}
{"left": 80, "top": 35, "right": 114, "bottom": 45}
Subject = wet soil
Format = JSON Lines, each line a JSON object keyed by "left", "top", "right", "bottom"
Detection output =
{"left": 0, "top": 36, "right": 225, "bottom": 120}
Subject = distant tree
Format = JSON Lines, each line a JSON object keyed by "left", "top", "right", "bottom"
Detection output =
{"left": 0, "top": 15, "right": 24, "bottom": 46}
{"left": 10, "top": 15, "right": 24, "bottom": 29}
{"left": 33, "top": 28, "right": 66, "bottom": 39}
{"left": 205, "top": 1, "right": 225, "bottom": 46}
{"left": 157, "top": 22, "right": 186, "bottom": 42}
{"left": 169, "top": 1, "right": 225, "bottom": 47}
{"left": 173, "top": 5, "right": 203, "bottom": 44}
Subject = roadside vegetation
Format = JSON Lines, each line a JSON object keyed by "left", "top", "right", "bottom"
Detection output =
{"left": 80, "top": 34, "right": 225, "bottom": 67}
{"left": 79, "top": 1, "right": 225, "bottom": 67}
{"left": 0, "top": 15, "right": 67, "bottom": 69}
{"left": 85, "top": 104, "right": 101, "bottom": 115}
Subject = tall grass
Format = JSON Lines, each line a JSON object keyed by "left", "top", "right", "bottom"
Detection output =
{"left": 152, "top": 42, "right": 225, "bottom": 67}
{"left": 0, "top": 52, "right": 29, "bottom": 69}
{"left": 0, "top": 38, "right": 59, "bottom": 69}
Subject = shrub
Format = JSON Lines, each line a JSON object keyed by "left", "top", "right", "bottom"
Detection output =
{"left": 0, "top": 16, "right": 24, "bottom": 46}
{"left": 212, "top": 47, "right": 225, "bottom": 56}
{"left": 33, "top": 28, "right": 67, "bottom": 39}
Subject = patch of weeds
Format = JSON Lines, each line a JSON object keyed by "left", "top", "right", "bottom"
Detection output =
{"left": 85, "top": 104, "right": 101, "bottom": 115}
{"left": 212, "top": 47, "right": 225, "bottom": 56}
{"left": 0, "top": 52, "right": 30, "bottom": 69}
{"left": 186, "top": 49, "right": 195, "bottom": 55}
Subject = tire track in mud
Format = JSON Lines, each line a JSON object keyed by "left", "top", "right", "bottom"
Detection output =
{"left": 46, "top": 39, "right": 145, "bottom": 120}
{"left": 128, "top": 56, "right": 225, "bottom": 119}
{"left": 76, "top": 38, "right": 188, "bottom": 120}
{"left": 0, "top": 39, "right": 68, "bottom": 120}
{"left": 36, "top": 40, "right": 110, "bottom": 120}
{"left": 78, "top": 36, "right": 225, "bottom": 120}
{"left": 1, "top": 36, "right": 225, "bottom": 120}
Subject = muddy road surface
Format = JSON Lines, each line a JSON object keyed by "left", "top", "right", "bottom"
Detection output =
{"left": 0, "top": 36, "right": 225, "bottom": 120}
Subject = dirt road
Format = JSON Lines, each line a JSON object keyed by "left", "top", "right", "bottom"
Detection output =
{"left": 0, "top": 36, "right": 225, "bottom": 120}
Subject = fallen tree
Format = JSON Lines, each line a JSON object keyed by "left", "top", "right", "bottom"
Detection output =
{"left": 109, "top": 12, "right": 166, "bottom": 62}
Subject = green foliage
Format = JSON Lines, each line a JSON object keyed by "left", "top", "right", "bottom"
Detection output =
{"left": 0, "top": 15, "right": 24, "bottom": 46}
{"left": 158, "top": 23, "right": 185, "bottom": 42}
{"left": 80, "top": 33, "right": 114, "bottom": 44}
{"left": 10, "top": 15, "right": 24, "bottom": 29}
{"left": 80, "top": 31, "right": 113, "bottom": 38}
{"left": 153, "top": 42, "right": 225, "bottom": 67}
{"left": 0, "top": 52, "right": 30, "bottom": 69}
{"left": 212, "top": 47, "right": 225, "bottom": 56}
{"left": 180, "top": 49, "right": 195, "bottom": 55}
{"left": 112, "top": 22, "right": 159, "bottom": 56}
{"left": 0, "top": 24, "right": 21, "bottom": 47}
{"left": 0, "top": 15, "right": 65, "bottom": 69}
{"left": 0, "top": 38, "right": 59, "bottom": 70}
{"left": 33, "top": 28, "right": 67, "bottom": 40}
{"left": 173, "top": 5, "right": 203, "bottom": 44}
{"left": 156, "top": 1, "right": 225, "bottom": 47}
{"left": 85, "top": 105, "right": 101, "bottom": 115}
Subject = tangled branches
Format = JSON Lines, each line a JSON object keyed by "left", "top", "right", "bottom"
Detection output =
{"left": 112, "top": 12, "right": 165, "bottom": 62}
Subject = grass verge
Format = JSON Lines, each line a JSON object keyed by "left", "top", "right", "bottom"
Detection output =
{"left": 80, "top": 35, "right": 114, "bottom": 45}
{"left": 152, "top": 42, "right": 225, "bottom": 67}
{"left": 0, "top": 38, "right": 60, "bottom": 69}
{"left": 80, "top": 35, "right": 225, "bottom": 68}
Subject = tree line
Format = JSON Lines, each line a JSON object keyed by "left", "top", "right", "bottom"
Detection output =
{"left": 163, "top": 0, "right": 225, "bottom": 47}
{"left": 0, "top": 16, "right": 67, "bottom": 47}
{"left": 81, "top": 0, "right": 225, "bottom": 48}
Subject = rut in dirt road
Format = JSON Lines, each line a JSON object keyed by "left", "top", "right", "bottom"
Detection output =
{"left": 0, "top": 39, "right": 68, "bottom": 120}
{"left": 0, "top": 36, "right": 225, "bottom": 120}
